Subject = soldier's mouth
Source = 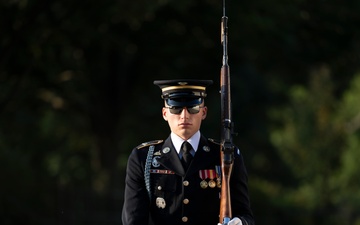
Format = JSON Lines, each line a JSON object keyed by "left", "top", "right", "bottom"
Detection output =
{"left": 179, "top": 123, "right": 191, "bottom": 126}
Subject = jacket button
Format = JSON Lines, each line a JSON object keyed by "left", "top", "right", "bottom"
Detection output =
{"left": 183, "top": 181, "right": 189, "bottom": 186}
{"left": 182, "top": 216, "right": 188, "bottom": 222}
{"left": 157, "top": 186, "right": 162, "bottom": 190}
{"left": 183, "top": 198, "right": 189, "bottom": 204}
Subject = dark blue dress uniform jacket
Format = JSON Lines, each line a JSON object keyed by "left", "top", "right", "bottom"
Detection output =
{"left": 122, "top": 135, "right": 254, "bottom": 225}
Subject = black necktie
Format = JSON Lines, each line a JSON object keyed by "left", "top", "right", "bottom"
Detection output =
{"left": 181, "top": 141, "right": 193, "bottom": 170}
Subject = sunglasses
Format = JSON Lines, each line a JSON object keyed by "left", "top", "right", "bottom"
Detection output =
{"left": 165, "top": 105, "right": 204, "bottom": 114}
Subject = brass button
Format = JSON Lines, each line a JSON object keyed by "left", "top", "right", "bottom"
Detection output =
{"left": 183, "top": 198, "right": 189, "bottom": 204}
{"left": 182, "top": 216, "right": 188, "bottom": 222}
{"left": 183, "top": 181, "right": 189, "bottom": 186}
{"left": 157, "top": 186, "right": 162, "bottom": 190}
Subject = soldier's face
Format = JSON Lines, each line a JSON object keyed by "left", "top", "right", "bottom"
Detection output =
{"left": 162, "top": 103, "right": 207, "bottom": 140}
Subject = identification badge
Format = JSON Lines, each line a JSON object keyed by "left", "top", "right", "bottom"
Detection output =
{"left": 156, "top": 197, "right": 166, "bottom": 209}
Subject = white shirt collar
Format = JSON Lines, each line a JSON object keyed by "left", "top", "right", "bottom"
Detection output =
{"left": 171, "top": 131, "right": 201, "bottom": 155}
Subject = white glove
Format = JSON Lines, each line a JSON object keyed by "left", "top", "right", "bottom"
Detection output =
{"left": 217, "top": 217, "right": 243, "bottom": 225}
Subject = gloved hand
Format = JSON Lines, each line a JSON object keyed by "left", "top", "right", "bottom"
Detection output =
{"left": 217, "top": 217, "right": 243, "bottom": 225}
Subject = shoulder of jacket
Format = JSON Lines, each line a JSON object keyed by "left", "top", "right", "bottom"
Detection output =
{"left": 136, "top": 140, "right": 164, "bottom": 149}
{"left": 208, "top": 138, "right": 220, "bottom": 145}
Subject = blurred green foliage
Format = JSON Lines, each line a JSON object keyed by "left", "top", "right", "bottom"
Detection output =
{"left": 1, "top": 0, "right": 360, "bottom": 224}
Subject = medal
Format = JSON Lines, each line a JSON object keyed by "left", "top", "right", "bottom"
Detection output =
{"left": 199, "top": 170, "right": 208, "bottom": 188}
{"left": 216, "top": 180, "right": 221, "bottom": 188}
{"left": 199, "top": 169, "right": 217, "bottom": 189}
{"left": 200, "top": 180, "right": 208, "bottom": 189}
{"left": 208, "top": 169, "right": 216, "bottom": 188}
{"left": 208, "top": 179, "right": 216, "bottom": 188}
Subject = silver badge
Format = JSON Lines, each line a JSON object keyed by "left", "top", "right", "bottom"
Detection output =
{"left": 156, "top": 197, "right": 166, "bottom": 209}
{"left": 162, "top": 147, "right": 170, "bottom": 154}
{"left": 203, "top": 146, "right": 210, "bottom": 152}
{"left": 152, "top": 156, "right": 161, "bottom": 167}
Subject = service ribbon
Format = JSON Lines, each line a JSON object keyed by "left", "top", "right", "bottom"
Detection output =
{"left": 199, "top": 169, "right": 216, "bottom": 180}
{"left": 215, "top": 166, "right": 221, "bottom": 178}
{"left": 199, "top": 170, "right": 208, "bottom": 180}
{"left": 208, "top": 170, "right": 216, "bottom": 180}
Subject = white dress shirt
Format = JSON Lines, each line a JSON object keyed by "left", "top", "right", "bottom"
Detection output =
{"left": 170, "top": 131, "right": 201, "bottom": 158}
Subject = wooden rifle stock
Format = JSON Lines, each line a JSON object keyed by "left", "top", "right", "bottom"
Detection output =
{"left": 219, "top": 153, "right": 233, "bottom": 224}
{"left": 219, "top": 63, "right": 234, "bottom": 224}
{"left": 219, "top": 2, "right": 235, "bottom": 224}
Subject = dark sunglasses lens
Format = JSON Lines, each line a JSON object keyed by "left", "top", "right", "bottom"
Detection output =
{"left": 169, "top": 107, "right": 183, "bottom": 114}
{"left": 187, "top": 105, "right": 200, "bottom": 114}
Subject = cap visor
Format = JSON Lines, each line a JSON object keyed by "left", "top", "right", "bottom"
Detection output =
{"left": 166, "top": 98, "right": 203, "bottom": 107}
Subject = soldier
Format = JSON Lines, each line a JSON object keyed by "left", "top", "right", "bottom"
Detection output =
{"left": 122, "top": 79, "right": 254, "bottom": 225}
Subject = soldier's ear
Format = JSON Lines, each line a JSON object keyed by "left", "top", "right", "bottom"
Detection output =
{"left": 162, "top": 107, "right": 168, "bottom": 121}
{"left": 202, "top": 106, "right": 207, "bottom": 120}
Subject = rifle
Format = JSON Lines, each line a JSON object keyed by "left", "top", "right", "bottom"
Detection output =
{"left": 219, "top": 0, "right": 235, "bottom": 224}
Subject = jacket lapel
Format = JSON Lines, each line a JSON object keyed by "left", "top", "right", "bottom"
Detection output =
{"left": 186, "top": 135, "right": 220, "bottom": 176}
{"left": 156, "top": 136, "right": 186, "bottom": 176}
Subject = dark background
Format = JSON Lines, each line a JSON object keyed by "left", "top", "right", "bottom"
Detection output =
{"left": 1, "top": 0, "right": 360, "bottom": 224}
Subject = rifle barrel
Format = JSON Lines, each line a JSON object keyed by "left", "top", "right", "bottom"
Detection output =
{"left": 219, "top": 1, "right": 235, "bottom": 224}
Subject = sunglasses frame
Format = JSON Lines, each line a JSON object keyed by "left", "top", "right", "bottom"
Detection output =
{"left": 164, "top": 105, "right": 204, "bottom": 115}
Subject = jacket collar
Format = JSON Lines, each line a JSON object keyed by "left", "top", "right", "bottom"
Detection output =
{"left": 156, "top": 135, "right": 219, "bottom": 177}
